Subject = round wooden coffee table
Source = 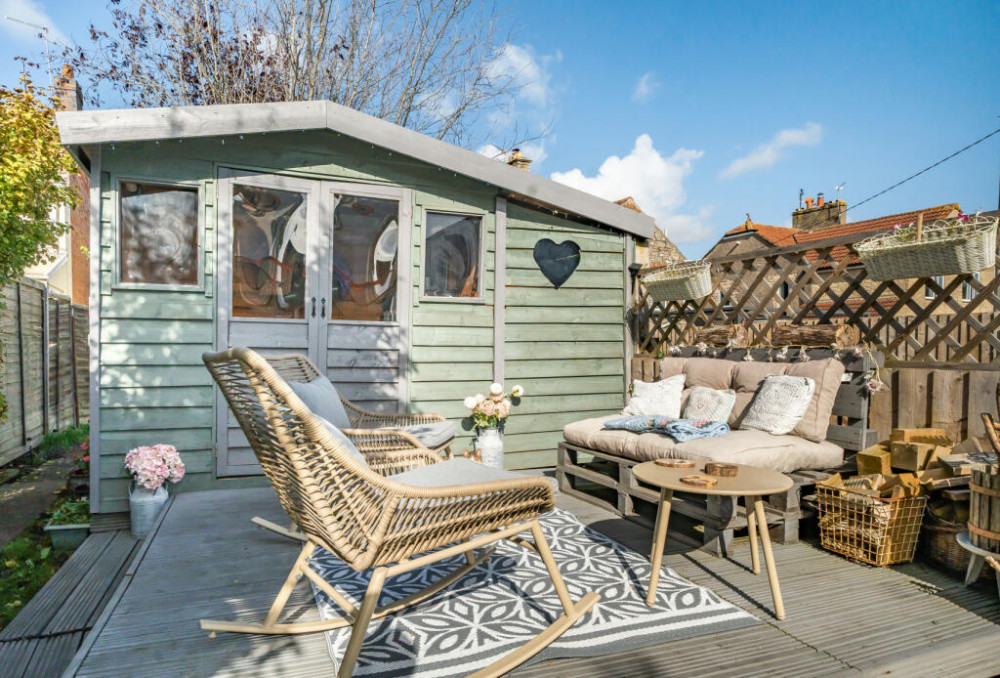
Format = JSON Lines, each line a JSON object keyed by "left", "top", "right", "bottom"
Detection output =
{"left": 633, "top": 460, "right": 794, "bottom": 620}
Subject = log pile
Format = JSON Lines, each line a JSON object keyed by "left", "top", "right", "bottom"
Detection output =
{"left": 692, "top": 324, "right": 749, "bottom": 348}
{"left": 771, "top": 324, "right": 861, "bottom": 348}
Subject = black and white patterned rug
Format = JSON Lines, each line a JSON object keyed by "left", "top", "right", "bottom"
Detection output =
{"left": 310, "top": 509, "right": 758, "bottom": 677}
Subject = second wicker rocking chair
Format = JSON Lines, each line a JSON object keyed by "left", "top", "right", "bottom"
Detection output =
{"left": 201, "top": 347, "right": 599, "bottom": 677}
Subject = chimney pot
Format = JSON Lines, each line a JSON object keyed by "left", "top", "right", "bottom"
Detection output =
{"left": 805, "top": 197, "right": 814, "bottom": 208}
{"left": 507, "top": 148, "right": 532, "bottom": 171}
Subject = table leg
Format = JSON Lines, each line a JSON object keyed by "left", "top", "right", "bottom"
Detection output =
{"left": 745, "top": 495, "right": 760, "bottom": 575}
{"left": 752, "top": 496, "right": 786, "bottom": 621}
{"left": 965, "top": 554, "right": 985, "bottom": 587}
{"left": 646, "top": 488, "right": 674, "bottom": 607}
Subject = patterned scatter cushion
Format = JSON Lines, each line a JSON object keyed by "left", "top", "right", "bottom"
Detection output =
{"left": 682, "top": 387, "right": 737, "bottom": 423}
{"left": 739, "top": 375, "right": 816, "bottom": 436}
{"left": 622, "top": 375, "right": 685, "bottom": 417}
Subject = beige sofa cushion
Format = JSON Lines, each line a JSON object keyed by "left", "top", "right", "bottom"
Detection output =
{"left": 563, "top": 416, "right": 641, "bottom": 457}
{"left": 684, "top": 357, "right": 736, "bottom": 390}
{"left": 657, "top": 357, "right": 688, "bottom": 379}
{"left": 786, "top": 359, "right": 845, "bottom": 442}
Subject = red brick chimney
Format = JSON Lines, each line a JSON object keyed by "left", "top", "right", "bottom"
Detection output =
{"left": 55, "top": 65, "right": 83, "bottom": 112}
{"left": 792, "top": 192, "right": 845, "bottom": 232}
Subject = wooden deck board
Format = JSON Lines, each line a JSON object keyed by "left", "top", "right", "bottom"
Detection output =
{"left": 66, "top": 484, "right": 1000, "bottom": 678}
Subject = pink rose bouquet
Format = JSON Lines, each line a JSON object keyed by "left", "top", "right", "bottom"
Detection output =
{"left": 463, "top": 383, "right": 524, "bottom": 431}
{"left": 124, "top": 444, "right": 186, "bottom": 491}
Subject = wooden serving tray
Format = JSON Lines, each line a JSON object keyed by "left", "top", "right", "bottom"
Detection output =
{"left": 681, "top": 474, "right": 718, "bottom": 488}
{"left": 654, "top": 459, "right": 696, "bottom": 468}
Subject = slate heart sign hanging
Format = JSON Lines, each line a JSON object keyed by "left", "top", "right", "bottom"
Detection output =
{"left": 533, "top": 238, "right": 581, "bottom": 289}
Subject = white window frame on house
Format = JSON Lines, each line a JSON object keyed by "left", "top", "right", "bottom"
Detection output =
{"left": 112, "top": 175, "right": 205, "bottom": 291}
{"left": 925, "top": 275, "right": 944, "bottom": 300}
{"left": 963, "top": 272, "right": 981, "bottom": 302}
{"left": 419, "top": 207, "right": 487, "bottom": 303}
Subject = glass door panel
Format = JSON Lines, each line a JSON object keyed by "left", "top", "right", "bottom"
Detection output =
{"left": 231, "top": 184, "right": 308, "bottom": 319}
{"left": 330, "top": 194, "right": 399, "bottom": 322}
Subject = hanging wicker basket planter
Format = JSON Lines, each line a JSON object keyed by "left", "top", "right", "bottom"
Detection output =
{"left": 856, "top": 214, "right": 998, "bottom": 281}
{"left": 641, "top": 260, "right": 713, "bottom": 301}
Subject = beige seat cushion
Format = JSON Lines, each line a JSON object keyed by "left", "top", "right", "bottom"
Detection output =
{"left": 563, "top": 416, "right": 641, "bottom": 458}
{"left": 786, "top": 360, "right": 845, "bottom": 442}
{"left": 634, "top": 429, "right": 842, "bottom": 473}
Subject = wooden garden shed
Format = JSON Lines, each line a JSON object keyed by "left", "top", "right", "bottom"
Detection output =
{"left": 56, "top": 101, "right": 654, "bottom": 514}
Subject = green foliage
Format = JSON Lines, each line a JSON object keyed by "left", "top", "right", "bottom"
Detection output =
{"left": 37, "top": 424, "right": 90, "bottom": 453}
{"left": 48, "top": 497, "right": 90, "bottom": 526}
{"left": 0, "top": 74, "right": 80, "bottom": 421}
{"left": 0, "top": 511, "right": 71, "bottom": 629}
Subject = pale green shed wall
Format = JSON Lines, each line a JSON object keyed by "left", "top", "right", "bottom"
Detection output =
{"left": 94, "top": 130, "right": 626, "bottom": 512}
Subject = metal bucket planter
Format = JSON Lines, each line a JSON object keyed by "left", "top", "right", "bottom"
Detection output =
{"left": 856, "top": 215, "right": 998, "bottom": 281}
{"left": 45, "top": 522, "right": 90, "bottom": 551}
{"left": 641, "top": 260, "right": 713, "bottom": 302}
{"left": 130, "top": 484, "right": 169, "bottom": 539}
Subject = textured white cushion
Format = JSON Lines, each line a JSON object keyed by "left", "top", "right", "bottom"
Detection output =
{"left": 682, "top": 387, "right": 736, "bottom": 423}
{"left": 740, "top": 375, "right": 816, "bottom": 436}
{"left": 289, "top": 377, "right": 352, "bottom": 429}
{"left": 623, "top": 375, "right": 685, "bottom": 417}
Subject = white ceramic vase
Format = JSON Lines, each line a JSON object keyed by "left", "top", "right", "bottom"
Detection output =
{"left": 477, "top": 427, "right": 504, "bottom": 469}
{"left": 129, "top": 483, "right": 169, "bottom": 539}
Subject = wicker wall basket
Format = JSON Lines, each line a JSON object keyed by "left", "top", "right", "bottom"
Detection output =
{"left": 855, "top": 215, "right": 998, "bottom": 281}
{"left": 641, "top": 260, "right": 713, "bottom": 302}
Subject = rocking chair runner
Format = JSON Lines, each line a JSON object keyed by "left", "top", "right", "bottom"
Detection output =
{"left": 201, "top": 348, "right": 599, "bottom": 678}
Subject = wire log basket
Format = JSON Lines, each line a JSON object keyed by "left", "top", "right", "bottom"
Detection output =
{"left": 855, "top": 214, "right": 998, "bottom": 281}
{"left": 640, "top": 260, "right": 713, "bottom": 302}
{"left": 817, "top": 483, "right": 927, "bottom": 566}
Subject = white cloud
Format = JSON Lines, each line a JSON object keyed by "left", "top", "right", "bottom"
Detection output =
{"left": 488, "top": 44, "right": 553, "bottom": 108}
{"left": 0, "top": 0, "right": 70, "bottom": 47}
{"left": 720, "top": 122, "right": 823, "bottom": 178}
{"left": 550, "top": 134, "right": 711, "bottom": 242}
{"left": 632, "top": 72, "right": 657, "bottom": 103}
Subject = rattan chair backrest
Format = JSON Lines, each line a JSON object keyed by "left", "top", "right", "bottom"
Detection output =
{"left": 203, "top": 347, "right": 389, "bottom": 567}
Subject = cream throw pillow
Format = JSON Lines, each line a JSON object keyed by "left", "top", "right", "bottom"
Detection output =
{"left": 682, "top": 387, "right": 737, "bottom": 423}
{"left": 623, "top": 375, "right": 685, "bottom": 417}
{"left": 740, "top": 375, "right": 816, "bottom": 436}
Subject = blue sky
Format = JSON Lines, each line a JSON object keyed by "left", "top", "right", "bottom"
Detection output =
{"left": 2, "top": 0, "right": 997, "bottom": 258}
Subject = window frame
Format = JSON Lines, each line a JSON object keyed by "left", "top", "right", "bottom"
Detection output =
{"left": 925, "top": 275, "right": 944, "bottom": 300}
{"left": 113, "top": 175, "right": 205, "bottom": 291}
{"left": 963, "top": 271, "right": 981, "bottom": 303}
{"left": 419, "top": 207, "right": 487, "bottom": 303}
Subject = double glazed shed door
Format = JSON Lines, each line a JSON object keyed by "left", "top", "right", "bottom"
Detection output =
{"left": 216, "top": 169, "right": 411, "bottom": 476}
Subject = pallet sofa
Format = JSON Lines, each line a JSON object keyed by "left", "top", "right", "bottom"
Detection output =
{"left": 557, "top": 347, "right": 882, "bottom": 553}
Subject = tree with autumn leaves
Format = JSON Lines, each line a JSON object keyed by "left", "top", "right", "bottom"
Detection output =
{"left": 0, "top": 74, "right": 80, "bottom": 417}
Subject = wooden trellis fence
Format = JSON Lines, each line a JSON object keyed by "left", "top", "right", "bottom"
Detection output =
{"left": 633, "top": 231, "right": 1000, "bottom": 369}
{"left": 632, "top": 230, "right": 1000, "bottom": 443}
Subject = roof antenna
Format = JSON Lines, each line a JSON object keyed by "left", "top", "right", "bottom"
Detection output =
{"left": 835, "top": 182, "right": 846, "bottom": 201}
{"left": 4, "top": 16, "right": 54, "bottom": 87}
{"left": 798, "top": 188, "right": 804, "bottom": 209}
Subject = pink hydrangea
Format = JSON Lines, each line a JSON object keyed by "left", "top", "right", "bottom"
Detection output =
{"left": 125, "top": 444, "right": 185, "bottom": 490}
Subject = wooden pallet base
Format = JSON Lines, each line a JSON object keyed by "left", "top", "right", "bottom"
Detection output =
{"left": 557, "top": 442, "right": 830, "bottom": 555}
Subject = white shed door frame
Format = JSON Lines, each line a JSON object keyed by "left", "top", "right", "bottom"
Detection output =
{"left": 215, "top": 168, "right": 412, "bottom": 477}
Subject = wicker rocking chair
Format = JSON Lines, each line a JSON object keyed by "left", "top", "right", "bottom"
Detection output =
{"left": 981, "top": 383, "right": 1000, "bottom": 454}
{"left": 201, "top": 347, "right": 600, "bottom": 677}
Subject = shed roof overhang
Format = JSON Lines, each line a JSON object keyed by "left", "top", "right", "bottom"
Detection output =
{"left": 57, "top": 100, "right": 655, "bottom": 239}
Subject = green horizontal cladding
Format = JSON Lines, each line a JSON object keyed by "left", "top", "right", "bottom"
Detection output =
{"left": 94, "top": 129, "right": 507, "bottom": 512}
{"left": 501, "top": 204, "right": 626, "bottom": 469}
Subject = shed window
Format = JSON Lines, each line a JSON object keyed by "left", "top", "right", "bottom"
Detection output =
{"left": 424, "top": 212, "right": 481, "bottom": 298}
{"left": 330, "top": 194, "right": 399, "bottom": 322}
{"left": 119, "top": 182, "right": 199, "bottom": 286}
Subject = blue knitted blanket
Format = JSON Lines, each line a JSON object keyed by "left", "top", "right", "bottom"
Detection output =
{"left": 603, "top": 415, "right": 730, "bottom": 443}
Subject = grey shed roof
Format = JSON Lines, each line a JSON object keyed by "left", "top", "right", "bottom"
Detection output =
{"left": 56, "top": 100, "right": 654, "bottom": 239}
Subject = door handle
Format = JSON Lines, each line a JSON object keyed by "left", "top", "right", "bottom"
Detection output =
{"left": 311, "top": 297, "right": 316, "bottom": 317}
{"left": 321, "top": 298, "right": 326, "bottom": 317}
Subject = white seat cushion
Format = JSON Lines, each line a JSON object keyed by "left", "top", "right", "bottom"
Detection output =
{"left": 315, "top": 416, "right": 368, "bottom": 467}
{"left": 390, "top": 458, "right": 558, "bottom": 493}
{"left": 382, "top": 421, "right": 457, "bottom": 449}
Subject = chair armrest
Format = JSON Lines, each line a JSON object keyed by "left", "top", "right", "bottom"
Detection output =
{"left": 362, "top": 449, "right": 443, "bottom": 476}
{"left": 343, "top": 428, "right": 428, "bottom": 453}
{"left": 341, "top": 397, "right": 446, "bottom": 428}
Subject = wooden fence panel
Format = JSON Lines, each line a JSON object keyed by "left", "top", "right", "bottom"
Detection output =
{"left": 0, "top": 279, "right": 89, "bottom": 466}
